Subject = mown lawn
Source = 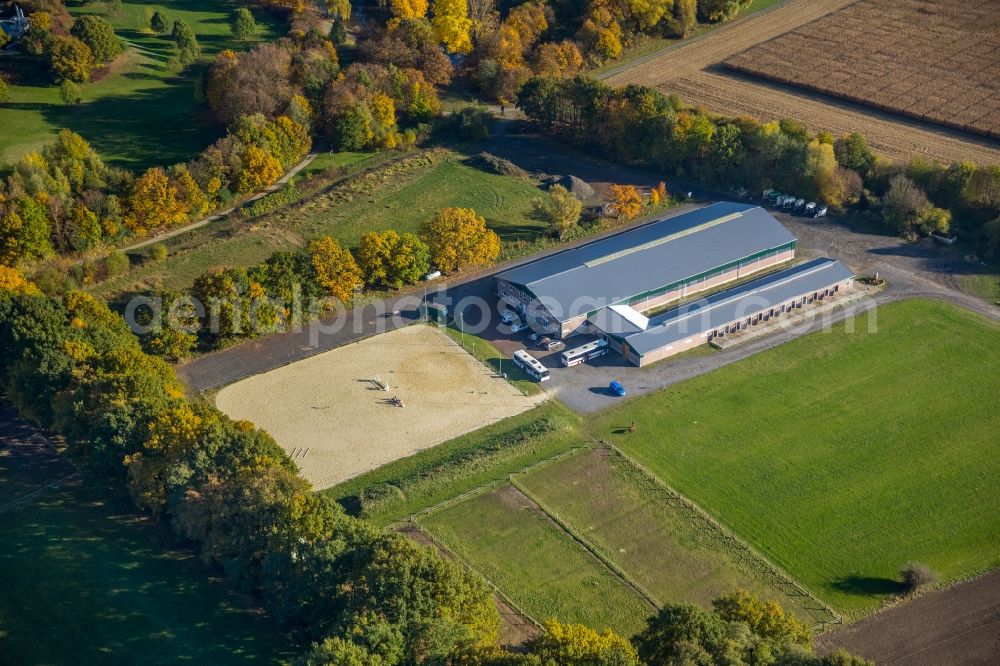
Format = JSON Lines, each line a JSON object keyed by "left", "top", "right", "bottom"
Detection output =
{"left": 592, "top": 299, "right": 1000, "bottom": 616}
{"left": 421, "top": 483, "right": 653, "bottom": 636}
{"left": 0, "top": 0, "right": 283, "bottom": 169}
{"left": 326, "top": 401, "right": 582, "bottom": 526}
{"left": 0, "top": 407, "right": 295, "bottom": 665}
{"left": 516, "top": 447, "right": 833, "bottom": 626}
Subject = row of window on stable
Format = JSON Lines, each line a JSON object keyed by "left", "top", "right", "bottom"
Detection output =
{"left": 706, "top": 285, "right": 842, "bottom": 340}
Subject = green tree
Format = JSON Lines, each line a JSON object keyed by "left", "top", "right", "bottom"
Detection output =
{"left": 329, "top": 103, "right": 374, "bottom": 151}
{"left": 59, "top": 79, "right": 82, "bottom": 105}
{"left": 0, "top": 198, "right": 52, "bottom": 265}
{"left": 834, "top": 132, "right": 876, "bottom": 176}
{"left": 230, "top": 7, "right": 256, "bottom": 40}
{"left": 172, "top": 19, "right": 201, "bottom": 66}
{"left": 150, "top": 10, "right": 170, "bottom": 35}
{"left": 533, "top": 184, "right": 582, "bottom": 239}
{"left": 49, "top": 35, "right": 94, "bottom": 83}
{"left": 70, "top": 15, "right": 123, "bottom": 64}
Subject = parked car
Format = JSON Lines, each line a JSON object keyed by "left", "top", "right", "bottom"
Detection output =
{"left": 608, "top": 381, "right": 626, "bottom": 397}
{"left": 804, "top": 201, "right": 817, "bottom": 216}
{"left": 814, "top": 205, "right": 828, "bottom": 218}
{"left": 500, "top": 310, "right": 517, "bottom": 324}
{"left": 543, "top": 339, "right": 563, "bottom": 351}
{"left": 510, "top": 321, "right": 528, "bottom": 333}
{"left": 538, "top": 336, "right": 552, "bottom": 347}
{"left": 528, "top": 332, "right": 543, "bottom": 342}
{"left": 423, "top": 270, "right": 442, "bottom": 281}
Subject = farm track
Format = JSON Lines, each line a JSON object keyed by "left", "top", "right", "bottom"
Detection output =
{"left": 604, "top": 0, "right": 1000, "bottom": 165}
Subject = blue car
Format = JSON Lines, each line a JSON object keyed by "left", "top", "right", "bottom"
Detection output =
{"left": 608, "top": 381, "right": 626, "bottom": 397}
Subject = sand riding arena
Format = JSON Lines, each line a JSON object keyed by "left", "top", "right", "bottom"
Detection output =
{"left": 216, "top": 324, "right": 545, "bottom": 490}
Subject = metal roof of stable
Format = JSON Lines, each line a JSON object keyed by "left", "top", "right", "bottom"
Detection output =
{"left": 619, "top": 258, "right": 854, "bottom": 355}
{"left": 496, "top": 202, "right": 796, "bottom": 319}
{"left": 587, "top": 305, "right": 648, "bottom": 337}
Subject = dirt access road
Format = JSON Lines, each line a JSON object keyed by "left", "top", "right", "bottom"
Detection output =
{"left": 816, "top": 569, "right": 1000, "bottom": 665}
{"left": 602, "top": 0, "right": 1000, "bottom": 165}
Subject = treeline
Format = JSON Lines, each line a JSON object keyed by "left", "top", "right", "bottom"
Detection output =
{"left": 144, "top": 207, "right": 500, "bottom": 359}
{"left": 0, "top": 112, "right": 311, "bottom": 269}
{"left": 517, "top": 75, "right": 1000, "bottom": 256}
{"left": 355, "top": 0, "right": 761, "bottom": 102}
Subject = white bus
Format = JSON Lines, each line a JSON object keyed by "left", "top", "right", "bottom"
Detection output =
{"left": 513, "top": 350, "right": 550, "bottom": 382}
{"left": 560, "top": 339, "right": 608, "bottom": 367}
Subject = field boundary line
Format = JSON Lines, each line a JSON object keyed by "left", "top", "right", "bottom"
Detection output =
{"left": 509, "top": 475, "right": 661, "bottom": 611}
{"left": 603, "top": 440, "right": 842, "bottom": 630}
{"left": 409, "top": 517, "right": 544, "bottom": 631}
{"left": 401, "top": 444, "right": 592, "bottom": 523}
{"left": 0, "top": 471, "right": 80, "bottom": 514}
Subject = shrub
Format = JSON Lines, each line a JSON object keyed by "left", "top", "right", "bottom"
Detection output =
{"left": 900, "top": 562, "right": 937, "bottom": 594}
{"left": 59, "top": 79, "right": 82, "bottom": 106}
{"left": 148, "top": 243, "right": 168, "bottom": 263}
{"left": 104, "top": 250, "right": 130, "bottom": 277}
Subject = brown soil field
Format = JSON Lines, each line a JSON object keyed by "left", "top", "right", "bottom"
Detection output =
{"left": 216, "top": 325, "right": 545, "bottom": 490}
{"left": 605, "top": 0, "right": 1000, "bottom": 165}
{"left": 724, "top": 0, "right": 1000, "bottom": 140}
{"left": 816, "top": 569, "right": 1000, "bottom": 665}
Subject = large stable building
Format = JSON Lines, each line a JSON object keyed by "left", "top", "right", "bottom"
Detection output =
{"left": 496, "top": 201, "right": 854, "bottom": 366}
{"left": 496, "top": 202, "right": 799, "bottom": 337}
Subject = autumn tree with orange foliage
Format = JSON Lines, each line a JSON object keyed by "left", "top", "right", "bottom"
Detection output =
{"left": 421, "top": 207, "right": 500, "bottom": 272}
{"left": 607, "top": 184, "right": 643, "bottom": 221}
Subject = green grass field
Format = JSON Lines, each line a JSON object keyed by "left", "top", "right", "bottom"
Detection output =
{"left": 326, "top": 401, "right": 581, "bottom": 526}
{"left": 593, "top": 299, "right": 1000, "bottom": 616}
{"left": 0, "top": 0, "right": 283, "bottom": 169}
{"left": 421, "top": 483, "right": 653, "bottom": 636}
{"left": 290, "top": 155, "right": 545, "bottom": 247}
{"left": 516, "top": 447, "right": 832, "bottom": 625}
{"left": 0, "top": 409, "right": 294, "bottom": 664}
{"left": 90, "top": 149, "right": 544, "bottom": 300}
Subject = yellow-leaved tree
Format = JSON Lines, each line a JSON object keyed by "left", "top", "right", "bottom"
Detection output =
{"left": 237, "top": 144, "right": 284, "bottom": 193}
{"left": 125, "top": 167, "right": 188, "bottom": 233}
{"left": 309, "top": 236, "right": 363, "bottom": 305}
{"left": 431, "top": 0, "right": 472, "bottom": 54}
{"left": 391, "top": 0, "right": 429, "bottom": 19}
{"left": 421, "top": 207, "right": 500, "bottom": 272}
{"left": 529, "top": 619, "right": 639, "bottom": 665}
{"left": 0, "top": 266, "right": 41, "bottom": 295}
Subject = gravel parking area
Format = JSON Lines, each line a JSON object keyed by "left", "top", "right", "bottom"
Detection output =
{"left": 216, "top": 325, "right": 544, "bottom": 489}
